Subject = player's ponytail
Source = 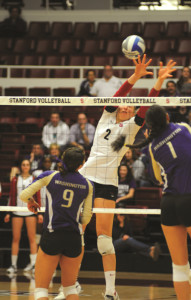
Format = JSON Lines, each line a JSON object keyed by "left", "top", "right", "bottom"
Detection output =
{"left": 59, "top": 147, "right": 85, "bottom": 177}
{"left": 112, "top": 105, "right": 168, "bottom": 152}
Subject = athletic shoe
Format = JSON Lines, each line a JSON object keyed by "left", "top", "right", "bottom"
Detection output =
{"left": 24, "top": 263, "right": 35, "bottom": 272}
{"left": 54, "top": 286, "right": 65, "bottom": 300}
{"left": 75, "top": 281, "right": 82, "bottom": 294}
{"left": 54, "top": 281, "right": 82, "bottom": 300}
{"left": 152, "top": 242, "right": 161, "bottom": 262}
{"left": 7, "top": 265, "right": 17, "bottom": 274}
{"left": 104, "top": 291, "right": 120, "bottom": 299}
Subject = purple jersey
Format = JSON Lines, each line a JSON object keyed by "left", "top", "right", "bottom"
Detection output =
{"left": 20, "top": 170, "right": 94, "bottom": 233}
{"left": 149, "top": 123, "right": 191, "bottom": 194}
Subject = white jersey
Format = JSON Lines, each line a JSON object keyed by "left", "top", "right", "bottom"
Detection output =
{"left": 13, "top": 175, "right": 34, "bottom": 216}
{"left": 79, "top": 109, "right": 140, "bottom": 187}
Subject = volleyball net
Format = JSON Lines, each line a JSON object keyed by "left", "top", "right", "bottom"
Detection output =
{"left": 0, "top": 96, "right": 190, "bottom": 215}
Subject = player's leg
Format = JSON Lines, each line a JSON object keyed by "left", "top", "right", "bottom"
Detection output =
{"left": 95, "top": 198, "right": 118, "bottom": 299}
{"left": 186, "top": 227, "right": 191, "bottom": 296}
{"left": 7, "top": 217, "right": 24, "bottom": 272}
{"left": 25, "top": 216, "right": 38, "bottom": 271}
{"left": 161, "top": 224, "right": 190, "bottom": 300}
{"left": 60, "top": 254, "right": 82, "bottom": 299}
{"left": 35, "top": 247, "right": 60, "bottom": 300}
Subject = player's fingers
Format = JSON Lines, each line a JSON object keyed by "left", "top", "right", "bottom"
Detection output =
{"left": 133, "top": 58, "right": 138, "bottom": 66}
{"left": 159, "top": 61, "right": 163, "bottom": 68}
{"left": 142, "top": 54, "right": 146, "bottom": 64}
{"left": 138, "top": 55, "right": 141, "bottom": 64}
{"left": 167, "top": 59, "right": 173, "bottom": 66}
{"left": 145, "top": 58, "right": 152, "bottom": 67}
{"left": 146, "top": 71, "right": 153, "bottom": 76}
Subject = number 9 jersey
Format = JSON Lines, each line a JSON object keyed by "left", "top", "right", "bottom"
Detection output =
{"left": 20, "top": 170, "right": 94, "bottom": 234}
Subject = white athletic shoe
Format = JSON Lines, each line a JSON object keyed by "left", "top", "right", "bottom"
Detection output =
{"left": 7, "top": 265, "right": 17, "bottom": 274}
{"left": 24, "top": 263, "right": 35, "bottom": 272}
{"left": 54, "top": 286, "right": 65, "bottom": 300}
{"left": 104, "top": 291, "right": 120, "bottom": 300}
{"left": 54, "top": 281, "right": 82, "bottom": 300}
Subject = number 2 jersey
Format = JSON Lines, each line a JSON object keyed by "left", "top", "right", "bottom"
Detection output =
{"left": 20, "top": 170, "right": 94, "bottom": 233}
{"left": 148, "top": 122, "right": 191, "bottom": 194}
{"left": 79, "top": 80, "right": 159, "bottom": 187}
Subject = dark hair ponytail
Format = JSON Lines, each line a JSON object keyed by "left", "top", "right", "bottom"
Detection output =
{"left": 59, "top": 147, "right": 85, "bottom": 177}
{"left": 112, "top": 105, "right": 168, "bottom": 151}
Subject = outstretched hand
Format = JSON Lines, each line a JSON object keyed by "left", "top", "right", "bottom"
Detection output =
{"left": 158, "top": 60, "right": 176, "bottom": 80}
{"left": 133, "top": 54, "right": 153, "bottom": 79}
{"left": 27, "top": 198, "right": 40, "bottom": 214}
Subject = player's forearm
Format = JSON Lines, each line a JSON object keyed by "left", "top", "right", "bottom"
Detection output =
{"left": 153, "top": 77, "right": 165, "bottom": 91}
{"left": 113, "top": 80, "right": 133, "bottom": 97}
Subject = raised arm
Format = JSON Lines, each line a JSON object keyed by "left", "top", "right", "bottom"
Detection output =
{"left": 135, "top": 60, "right": 176, "bottom": 124}
{"left": 105, "top": 54, "right": 153, "bottom": 113}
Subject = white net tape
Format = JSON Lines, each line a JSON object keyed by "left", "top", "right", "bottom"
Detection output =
{"left": 0, "top": 96, "right": 191, "bottom": 106}
{"left": 0, "top": 206, "right": 161, "bottom": 214}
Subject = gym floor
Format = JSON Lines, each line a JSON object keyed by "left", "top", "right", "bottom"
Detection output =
{"left": 0, "top": 270, "right": 176, "bottom": 299}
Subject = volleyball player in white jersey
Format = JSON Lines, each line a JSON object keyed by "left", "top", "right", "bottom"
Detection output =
{"left": 79, "top": 56, "right": 176, "bottom": 300}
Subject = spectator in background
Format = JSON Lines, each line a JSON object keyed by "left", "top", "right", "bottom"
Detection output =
{"left": 49, "top": 143, "right": 61, "bottom": 170}
{"left": 113, "top": 214, "right": 160, "bottom": 261}
{"left": 177, "top": 66, "right": 191, "bottom": 96}
{"left": 77, "top": 70, "right": 96, "bottom": 96}
{"left": 42, "top": 112, "right": 70, "bottom": 152}
{"left": 91, "top": 65, "right": 122, "bottom": 97}
{"left": 33, "top": 155, "right": 52, "bottom": 207}
{"left": 166, "top": 80, "right": 179, "bottom": 97}
{"left": 170, "top": 106, "right": 189, "bottom": 123}
{"left": 116, "top": 164, "right": 136, "bottom": 207}
{"left": 122, "top": 148, "right": 145, "bottom": 186}
{"left": 26, "top": 144, "right": 44, "bottom": 172}
{"left": 4, "top": 159, "right": 41, "bottom": 274}
{"left": 10, "top": 144, "right": 43, "bottom": 182}
{"left": 0, "top": 6, "right": 26, "bottom": 37}
{"left": 70, "top": 113, "right": 95, "bottom": 150}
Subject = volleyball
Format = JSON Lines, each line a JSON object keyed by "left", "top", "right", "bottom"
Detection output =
{"left": 122, "top": 35, "right": 146, "bottom": 60}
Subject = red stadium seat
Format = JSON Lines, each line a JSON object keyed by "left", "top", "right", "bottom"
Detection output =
{"left": 143, "top": 22, "right": 165, "bottom": 38}
{"left": 53, "top": 88, "right": 76, "bottom": 96}
{"left": 0, "top": 117, "right": 18, "bottom": 132}
{"left": 28, "top": 22, "right": 50, "bottom": 37}
{"left": 73, "top": 22, "right": 95, "bottom": 38}
{"left": 96, "top": 22, "right": 119, "bottom": 39}
{"left": 106, "top": 40, "right": 122, "bottom": 55}
{"left": 92, "top": 55, "right": 114, "bottom": 66}
{"left": 58, "top": 39, "right": 81, "bottom": 54}
{"left": 177, "top": 39, "right": 191, "bottom": 54}
{"left": 27, "top": 69, "right": 50, "bottom": 78}
{"left": 82, "top": 39, "right": 105, "bottom": 55}
{"left": 116, "top": 55, "right": 135, "bottom": 66}
{"left": 0, "top": 54, "right": 20, "bottom": 65}
{"left": 50, "top": 22, "right": 73, "bottom": 38}
{"left": 35, "top": 39, "right": 57, "bottom": 54}
{"left": 29, "top": 87, "right": 51, "bottom": 96}
{"left": 12, "top": 39, "right": 35, "bottom": 54}
{"left": 153, "top": 39, "right": 176, "bottom": 55}
{"left": 44, "top": 55, "right": 66, "bottom": 66}
{"left": 120, "top": 22, "right": 142, "bottom": 40}
{"left": 166, "top": 21, "right": 189, "bottom": 38}
{"left": 4, "top": 87, "right": 27, "bottom": 96}
{"left": 68, "top": 55, "right": 90, "bottom": 66}
{"left": 0, "top": 38, "right": 13, "bottom": 53}
{"left": 129, "top": 88, "right": 149, "bottom": 97}
{"left": 16, "top": 118, "right": 44, "bottom": 133}
{"left": 52, "top": 69, "right": 76, "bottom": 78}
{"left": 134, "top": 187, "right": 162, "bottom": 209}
{"left": 20, "top": 55, "right": 43, "bottom": 65}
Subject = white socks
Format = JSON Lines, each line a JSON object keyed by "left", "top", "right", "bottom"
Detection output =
{"left": 30, "top": 253, "right": 37, "bottom": 266}
{"left": 11, "top": 255, "right": 18, "bottom": 267}
{"left": 104, "top": 271, "right": 116, "bottom": 296}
